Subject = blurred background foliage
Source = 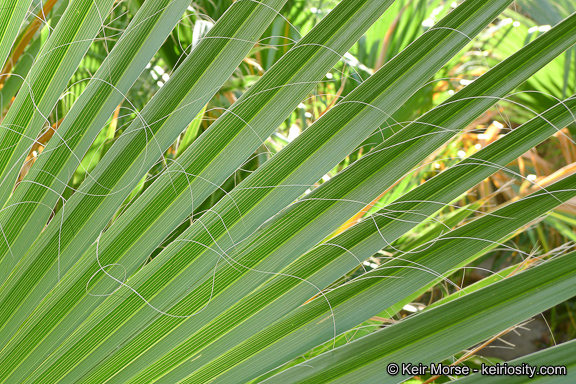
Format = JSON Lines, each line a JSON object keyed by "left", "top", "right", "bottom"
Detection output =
{"left": 1, "top": 0, "right": 575, "bottom": 380}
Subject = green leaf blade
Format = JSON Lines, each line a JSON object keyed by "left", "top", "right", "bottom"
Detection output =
{"left": 0, "top": 0, "right": 117, "bottom": 208}
{"left": 265, "top": 252, "right": 576, "bottom": 383}
{"left": 0, "top": 0, "right": 33, "bottom": 70}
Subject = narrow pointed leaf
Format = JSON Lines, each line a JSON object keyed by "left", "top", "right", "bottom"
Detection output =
{"left": 265, "top": 252, "right": 576, "bottom": 383}
{"left": 0, "top": 0, "right": 117, "bottom": 208}
{"left": 0, "top": 0, "right": 288, "bottom": 363}
{"left": 0, "top": 0, "right": 195, "bottom": 274}
{"left": 0, "top": 0, "right": 33, "bottom": 70}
